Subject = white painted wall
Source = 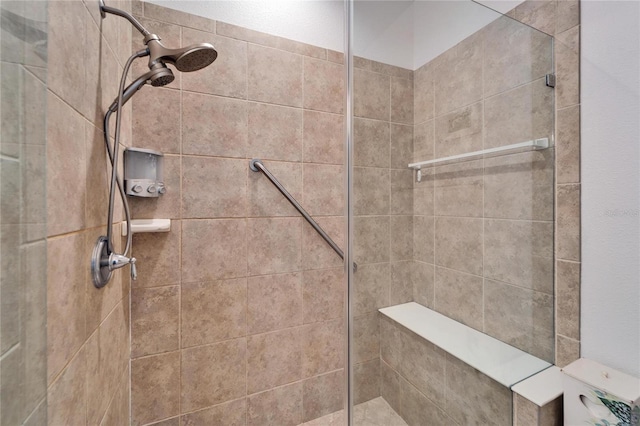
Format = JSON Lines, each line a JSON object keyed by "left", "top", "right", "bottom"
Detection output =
{"left": 144, "top": 0, "right": 510, "bottom": 70}
{"left": 146, "top": 0, "right": 345, "bottom": 51}
{"left": 581, "top": 0, "right": 640, "bottom": 378}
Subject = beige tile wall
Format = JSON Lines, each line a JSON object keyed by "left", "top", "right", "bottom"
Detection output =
{"left": 380, "top": 317, "right": 513, "bottom": 426}
{"left": 123, "top": 1, "right": 581, "bottom": 424}
{"left": 45, "top": 0, "right": 133, "bottom": 425}
{"left": 352, "top": 56, "right": 414, "bottom": 405}
{"left": 507, "top": 0, "right": 582, "bottom": 373}
{"left": 412, "top": 12, "right": 557, "bottom": 363}
{"left": 128, "top": 2, "right": 346, "bottom": 424}
{"left": 0, "top": 0, "right": 49, "bottom": 424}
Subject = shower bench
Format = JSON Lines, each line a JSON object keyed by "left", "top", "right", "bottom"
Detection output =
{"left": 378, "top": 302, "right": 563, "bottom": 425}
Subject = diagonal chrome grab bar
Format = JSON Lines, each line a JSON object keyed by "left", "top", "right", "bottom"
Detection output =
{"left": 250, "top": 159, "right": 356, "bottom": 273}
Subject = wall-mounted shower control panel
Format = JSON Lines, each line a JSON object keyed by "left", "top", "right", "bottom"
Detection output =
{"left": 124, "top": 148, "right": 166, "bottom": 198}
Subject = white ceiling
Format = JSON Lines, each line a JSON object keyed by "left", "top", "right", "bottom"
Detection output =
{"left": 146, "top": 0, "right": 523, "bottom": 70}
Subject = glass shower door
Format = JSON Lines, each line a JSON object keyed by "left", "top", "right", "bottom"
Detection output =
{"left": 348, "top": 1, "right": 555, "bottom": 424}
{"left": 0, "top": 1, "right": 48, "bottom": 424}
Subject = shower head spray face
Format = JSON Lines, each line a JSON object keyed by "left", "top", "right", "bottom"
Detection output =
{"left": 146, "top": 37, "right": 218, "bottom": 73}
{"left": 148, "top": 64, "right": 175, "bottom": 87}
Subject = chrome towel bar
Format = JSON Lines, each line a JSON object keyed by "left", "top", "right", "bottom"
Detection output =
{"left": 249, "top": 159, "right": 356, "bottom": 273}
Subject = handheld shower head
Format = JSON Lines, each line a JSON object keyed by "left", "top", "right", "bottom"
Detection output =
{"left": 146, "top": 37, "right": 218, "bottom": 73}
{"left": 107, "top": 66, "right": 174, "bottom": 113}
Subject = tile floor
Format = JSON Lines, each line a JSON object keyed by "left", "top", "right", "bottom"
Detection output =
{"left": 301, "top": 397, "right": 408, "bottom": 426}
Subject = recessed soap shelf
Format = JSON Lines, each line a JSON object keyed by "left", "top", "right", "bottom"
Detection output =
{"left": 121, "top": 219, "right": 171, "bottom": 236}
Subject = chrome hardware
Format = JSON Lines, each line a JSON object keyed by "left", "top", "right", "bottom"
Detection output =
{"left": 91, "top": 236, "right": 138, "bottom": 288}
{"left": 545, "top": 73, "right": 556, "bottom": 88}
{"left": 250, "top": 158, "right": 357, "bottom": 273}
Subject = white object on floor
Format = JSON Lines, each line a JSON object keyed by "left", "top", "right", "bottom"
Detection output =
{"left": 122, "top": 219, "right": 171, "bottom": 236}
{"left": 562, "top": 358, "right": 640, "bottom": 426}
{"left": 379, "top": 302, "right": 552, "bottom": 388}
{"left": 512, "top": 366, "right": 563, "bottom": 406}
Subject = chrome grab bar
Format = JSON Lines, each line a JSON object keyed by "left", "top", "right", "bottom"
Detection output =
{"left": 249, "top": 159, "right": 356, "bottom": 273}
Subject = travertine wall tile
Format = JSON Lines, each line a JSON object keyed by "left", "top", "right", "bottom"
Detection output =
{"left": 181, "top": 398, "right": 246, "bottom": 426}
{"left": 46, "top": 93, "right": 86, "bottom": 236}
{"left": 131, "top": 285, "right": 180, "bottom": 358}
{"left": 46, "top": 1, "right": 133, "bottom": 424}
{"left": 434, "top": 267, "right": 483, "bottom": 331}
{"left": 248, "top": 217, "right": 302, "bottom": 275}
{"left": 354, "top": 117, "right": 390, "bottom": 168}
{"left": 304, "top": 57, "right": 344, "bottom": 114}
{"left": 391, "top": 76, "right": 414, "bottom": 124}
{"left": 132, "top": 86, "right": 181, "bottom": 154}
{"left": 555, "top": 26, "right": 580, "bottom": 108}
{"left": 143, "top": 2, "right": 215, "bottom": 32}
{"left": 131, "top": 221, "right": 181, "bottom": 288}
{"left": 181, "top": 339, "right": 246, "bottom": 412}
{"left": 181, "top": 279, "right": 247, "bottom": 347}
{"left": 433, "top": 160, "right": 483, "bottom": 218}
{"left": 182, "top": 28, "right": 248, "bottom": 99}
{"left": 484, "top": 78, "right": 554, "bottom": 148}
{"left": 248, "top": 45, "right": 303, "bottom": 107}
{"left": 182, "top": 219, "right": 247, "bottom": 281}
{"left": 484, "top": 16, "right": 553, "bottom": 97}
{"left": 302, "top": 319, "right": 344, "bottom": 377}
{"left": 248, "top": 102, "right": 303, "bottom": 162}
{"left": 131, "top": 351, "right": 180, "bottom": 425}
{"left": 556, "top": 260, "right": 580, "bottom": 340}
{"left": 303, "top": 110, "right": 344, "bottom": 165}
{"left": 247, "top": 273, "right": 302, "bottom": 335}
{"left": 446, "top": 354, "right": 512, "bottom": 425}
{"left": 434, "top": 102, "right": 483, "bottom": 157}
{"left": 47, "top": 348, "right": 87, "bottom": 426}
{"left": 354, "top": 360, "right": 380, "bottom": 405}
{"left": 249, "top": 161, "right": 302, "bottom": 217}
{"left": 556, "top": 335, "right": 580, "bottom": 367}
{"left": 434, "top": 33, "right": 483, "bottom": 116}
{"left": 247, "top": 383, "right": 303, "bottom": 426}
{"left": 353, "top": 263, "right": 390, "bottom": 316}
{"left": 484, "top": 150, "right": 555, "bottom": 221}
{"left": 302, "top": 370, "right": 344, "bottom": 422}
{"left": 484, "top": 219, "right": 554, "bottom": 293}
{"left": 182, "top": 91, "right": 248, "bottom": 157}
{"left": 302, "top": 163, "right": 344, "bottom": 216}
{"left": 557, "top": 184, "right": 581, "bottom": 261}
{"left": 354, "top": 68, "right": 391, "bottom": 121}
{"left": 514, "top": 0, "right": 557, "bottom": 36}
{"left": 354, "top": 167, "right": 390, "bottom": 216}
{"left": 247, "top": 328, "right": 302, "bottom": 394}
{"left": 302, "top": 217, "right": 345, "bottom": 270}
{"left": 354, "top": 313, "right": 380, "bottom": 363}
{"left": 355, "top": 216, "right": 390, "bottom": 264}
{"left": 557, "top": 105, "right": 581, "bottom": 184}
{"left": 182, "top": 156, "right": 248, "bottom": 218}
{"left": 127, "top": 5, "right": 349, "bottom": 423}
{"left": 434, "top": 217, "right": 483, "bottom": 275}
{"left": 47, "top": 232, "right": 86, "bottom": 384}
{"left": 303, "top": 268, "right": 344, "bottom": 324}
{"left": 485, "top": 279, "right": 554, "bottom": 360}
{"left": 389, "top": 260, "right": 415, "bottom": 306}
{"left": 217, "top": 21, "right": 326, "bottom": 59}
{"left": 86, "top": 299, "right": 130, "bottom": 425}
{"left": 398, "top": 376, "right": 452, "bottom": 426}
{"left": 557, "top": 0, "right": 580, "bottom": 33}
{"left": 390, "top": 169, "right": 414, "bottom": 215}
{"left": 390, "top": 124, "right": 413, "bottom": 169}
